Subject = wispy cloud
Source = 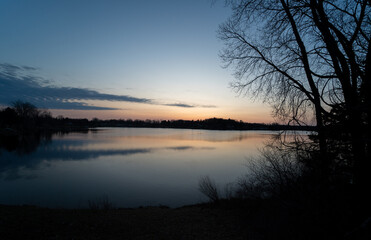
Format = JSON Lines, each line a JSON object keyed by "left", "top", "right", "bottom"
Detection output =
{"left": 163, "top": 103, "right": 195, "bottom": 108}
{"left": 163, "top": 103, "right": 217, "bottom": 108}
{"left": 0, "top": 63, "right": 218, "bottom": 110}
{"left": 198, "top": 104, "right": 217, "bottom": 108}
{"left": 0, "top": 63, "right": 151, "bottom": 110}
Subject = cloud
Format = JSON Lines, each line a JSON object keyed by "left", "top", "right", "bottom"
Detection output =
{"left": 0, "top": 63, "right": 151, "bottom": 110}
{"left": 198, "top": 104, "right": 217, "bottom": 108}
{"left": 21, "top": 65, "right": 39, "bottom": 71}
{"left": 163, "top": 103, "right": 217, "bottom": 108}
{"left": 0, "top": 63, "right": 23, "bottom": 72}
{"left": 163, "top": 103, "right": 195, "bottom": 108}
{"left": 0, "top": 63, "right": 218, "bottom": 110}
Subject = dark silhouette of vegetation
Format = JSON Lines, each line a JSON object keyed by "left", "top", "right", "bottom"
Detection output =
{"left": 206, "top": 0, "right": 371, "bottom": 238}
{"left": 88, "top": 195, "right": 115, "bottom": 211}
{"left": 89, "top": 117, "right": 314, "bottom": 130}
{"left": 0, "top": 101, "right": 90, "bottom": 134}
{"left": 198, "top": 176, "right": 220, "bottom": 203}
{"left": 0, "top": 101, "right": 313, "bottom": 134}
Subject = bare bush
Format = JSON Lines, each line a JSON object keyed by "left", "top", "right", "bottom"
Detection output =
{"left": 223, "top": 182, "right": 236, "bottom": 200}
{"left": 198, "top": 176, "right": 219, "bottom": 203}
{"left": 88, "top": 195, "right": 114, "bottom": 210}
{"left": 237, "top": 145, "right": 304, "bottom": 200}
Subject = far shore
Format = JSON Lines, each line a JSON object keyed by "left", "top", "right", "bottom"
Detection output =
{"left": 1, "top": 110, "right": 315, "bottom": 137}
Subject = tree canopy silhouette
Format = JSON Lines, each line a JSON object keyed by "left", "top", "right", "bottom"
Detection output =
{"left": 219, "top": 0, "right": 370, "bottom": 190}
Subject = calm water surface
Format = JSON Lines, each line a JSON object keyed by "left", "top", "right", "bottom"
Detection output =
{"left": 0, "top": 128, "right": 276, "bottom": 208}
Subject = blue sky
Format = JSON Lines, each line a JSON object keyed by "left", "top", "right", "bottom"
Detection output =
{"left": 0, "top": 0, "right": 271, "bottom": 122}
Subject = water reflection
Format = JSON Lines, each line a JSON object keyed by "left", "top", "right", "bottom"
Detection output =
{"left": 0, "top": 128, "right": 275, "bottom": 208}
{"left": 0, "top": 133, "right": 51, "bottom": 155}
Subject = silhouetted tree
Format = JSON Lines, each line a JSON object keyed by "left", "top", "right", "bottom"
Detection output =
{"left": 12, "top": 100, "right": 39, "bottom": 119}
{"left": 0, "top": 107, "right": 18, "bottom": 127}
{"left": 219, "top": 0, "right": 370, "bottom": 198}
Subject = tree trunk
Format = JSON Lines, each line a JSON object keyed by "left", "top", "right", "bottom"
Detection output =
{"left": 280, "top": 0, "right": 328, "bottom": 176}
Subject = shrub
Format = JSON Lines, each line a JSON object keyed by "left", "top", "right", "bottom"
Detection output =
{"left": 237, "top": 145, "right": 304, "bottom": 200}
{"left": 198, "top": 176, "right": 219, "bottom": 203}
{"left": 88, "top": 195, "right": 114, "bottom": 210}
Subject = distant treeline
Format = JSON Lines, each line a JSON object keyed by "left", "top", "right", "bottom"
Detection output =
{"left": 0, "top": 101, "right": 314, "bottom": 135}
{"left": 89, "top": 118, "right": 314, "bottom": 131}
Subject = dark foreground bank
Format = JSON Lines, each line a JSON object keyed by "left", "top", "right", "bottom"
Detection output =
{"left": 0, "top": 203, "right": 251, "bottom": 240}
{"left": 2, "top": 199, "right": 369, "bottom": 240}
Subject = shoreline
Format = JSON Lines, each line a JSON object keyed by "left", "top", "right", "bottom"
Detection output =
{"left": 0, "top": 202, "right": 251, "bottom": 239}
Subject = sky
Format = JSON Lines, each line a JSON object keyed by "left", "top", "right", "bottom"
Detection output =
{"left": 0, "top": 0, "right": 272, "bottom": 123}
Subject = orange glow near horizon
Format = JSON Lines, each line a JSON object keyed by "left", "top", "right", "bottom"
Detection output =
{"left": 49, "top": 98, "right": 274, "bottom": 123}
{"left": 50, "top": 105, "right": 274, "bottom": 124}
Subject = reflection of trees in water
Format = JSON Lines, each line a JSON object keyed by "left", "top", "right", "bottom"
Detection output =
{"left": 0, "top": 129, "right": 218, "bottom": 180}
{"left": 0, "top": 133, "right": 50, "bottom": 180}
{"left": 0, "top": 130, "right": 91, "bottom": 180}
{"left": 0, "top": 128, "right": 94, "bottom": 156}
{"left": 0, "top": 133, "right": 52, "bottom": 155}
{"left": 0, "top": 130, "right": 93, "bottom": 156}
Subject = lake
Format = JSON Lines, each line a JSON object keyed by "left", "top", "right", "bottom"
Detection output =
{"left": 0, "top": 128, "right": 276, "bottom": 208}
